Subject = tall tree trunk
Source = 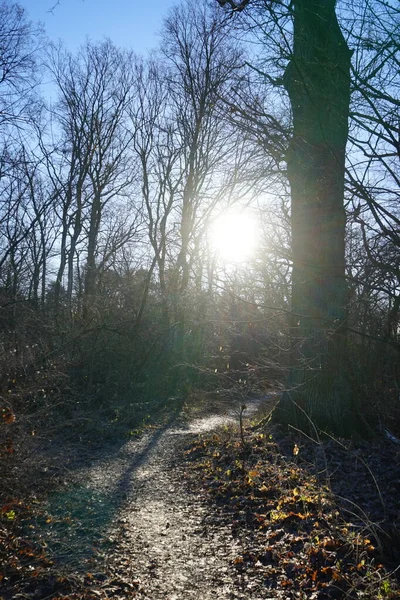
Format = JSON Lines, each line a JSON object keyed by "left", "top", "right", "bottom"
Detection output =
{"left": 170, "top": 164, "right": 196, "bottom": 392}
{"left": 67, "top": 184, "right": 83, "bottom": 315}
{"left": 83, "top": 192, "right": 101, "bottom": 319}
{"left": 54, "top": 205, "right": 69, "bottom": 310}
{"left": 273, "top": 0, "right": 359, "bottom": 436}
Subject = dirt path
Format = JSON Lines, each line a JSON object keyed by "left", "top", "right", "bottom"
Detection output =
{"left": 5, "top": 394, "right": 399, "bottom": 599}
{"left": 70, "top": 399, "right": 272, "bottom": 600}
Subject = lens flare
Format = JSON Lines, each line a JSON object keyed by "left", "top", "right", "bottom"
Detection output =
{"left": 209, "top": 211, "right": 259, "bottom": 263}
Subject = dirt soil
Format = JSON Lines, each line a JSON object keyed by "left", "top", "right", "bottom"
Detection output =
{"left": 0, "top": 396, "right": 276, "bottom": 600}
{"left": 89, "top": 398, "right": 272, "bottom": 599}
{"left": 2, "top": 394, "right": 399, "bottom": 600}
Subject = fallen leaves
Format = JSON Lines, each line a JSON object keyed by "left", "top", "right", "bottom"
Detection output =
{"left": 1, "top": 409, "right": 16, "bottom": 424}
{"left": 184, "top": 425, "right": 400, "bottom": 599}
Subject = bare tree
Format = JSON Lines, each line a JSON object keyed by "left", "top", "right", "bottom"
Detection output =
{"left": 0, "top": 1, "right": 43, "bottom": 130}
{"left": 130, "top": 1, "right": 262, "bottom": 389}
{"left": 341, "top": 0, "right": 400, "bottom": 344}
{"left": 215, "top": 0, "right": 371, "bottom": 434}
{"left": 0, "top": 144, "right": 58, "bottom": 312}
{"left": 45, "top": 40, "right": 137, "bottom": 315}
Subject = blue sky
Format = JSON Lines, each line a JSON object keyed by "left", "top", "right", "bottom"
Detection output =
{"left": 21, "top": 0, "right": 178, "bottom": 54}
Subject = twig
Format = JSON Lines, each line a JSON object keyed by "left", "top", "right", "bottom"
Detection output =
{"left": 239, "top": 403, "right": 247, "bottom": 446}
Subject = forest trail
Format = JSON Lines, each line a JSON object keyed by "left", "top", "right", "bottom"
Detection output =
{"left": 4, "top": 395, "right": 399, "bottom": 599}
{"left": 68, "top": 398, "right": 272, "bottom": 600}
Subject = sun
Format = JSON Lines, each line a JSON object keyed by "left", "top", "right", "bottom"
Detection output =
{"left": 209, "top": 211, "right": 259, "bottom": 263}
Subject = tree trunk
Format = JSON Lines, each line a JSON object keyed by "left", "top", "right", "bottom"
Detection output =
{"left": 83, "top": 191, "right": 101, "bottom": 319}
{"left": 54, "top": 204, "right": 69, "bottom": 311}
{"left": 273, "top": 0, "right": 359, "bottom": 436}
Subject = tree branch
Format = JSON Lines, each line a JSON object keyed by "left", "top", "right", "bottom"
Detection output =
{"left": 216, "top": 0, "right": 250, "bottom": 12}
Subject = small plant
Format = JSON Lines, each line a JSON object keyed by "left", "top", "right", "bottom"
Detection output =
{"left": 379, "top": 578, "right": 393, "bottom": 598}
{"left": 239, "top": 403, "right": 247, "bottom": 446}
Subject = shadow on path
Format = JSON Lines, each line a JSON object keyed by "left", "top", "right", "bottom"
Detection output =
{"left": 29, "top": 404, "right": 185, "bottom": 570}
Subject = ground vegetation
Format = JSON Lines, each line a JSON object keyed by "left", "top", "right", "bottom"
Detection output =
{"left": 0, "top": 0, "right": 399, "bottom": 597}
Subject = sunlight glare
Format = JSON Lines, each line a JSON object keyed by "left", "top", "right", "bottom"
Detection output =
{"left": 209, "top": 211, "right": 259, "bottom": 263}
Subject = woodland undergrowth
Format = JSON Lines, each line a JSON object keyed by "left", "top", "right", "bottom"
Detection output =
{"left": 183, "top": 416, "right": 400, "bottom": 599}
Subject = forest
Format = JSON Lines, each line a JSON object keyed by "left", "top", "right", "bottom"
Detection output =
{"left": 0, "top": 0, "right": 399, "bottom": 598}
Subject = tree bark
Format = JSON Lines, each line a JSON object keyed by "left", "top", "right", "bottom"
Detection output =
{"left": 273, "top": 0, "right": 359, "bottom": 436}
{"left": 82, "top": 191, "right": 101, "bottom": 319}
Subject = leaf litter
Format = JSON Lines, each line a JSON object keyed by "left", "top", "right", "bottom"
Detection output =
{"left": 1, "top": 397, "right": 399, "bottom": 599}
{"left": 183, "top": 417, "right": 400, "bottom": 599}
